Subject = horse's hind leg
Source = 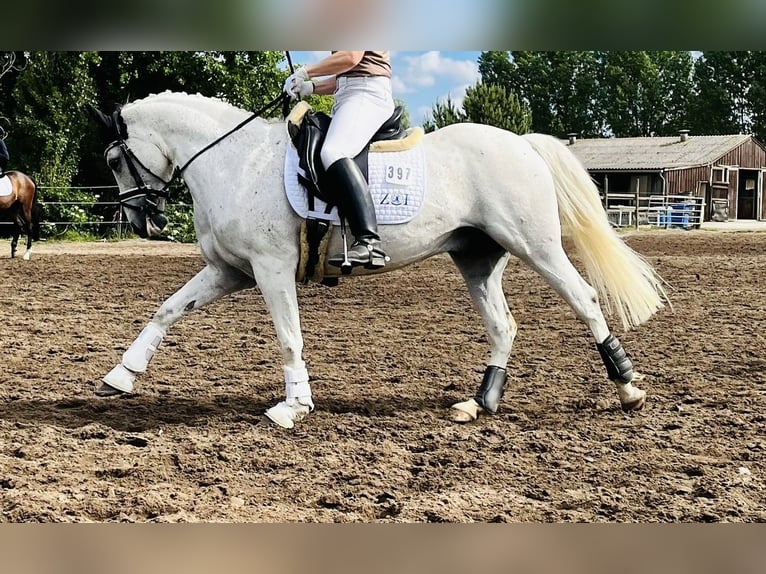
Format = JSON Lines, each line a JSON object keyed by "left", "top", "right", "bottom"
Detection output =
{"left": 10, "top": 218, "right": 19, "bottom": 259}
{"left": 99, "top": 263, "right": 254, "bottom": 396}
{"left": 516, "top": 245, "right": 646, "bottom": 411}
{"left": 21, "top": 204, "right": 33, "bottom": 260}
{"left": 448, "top": 244, "right": 517, "bottom": 422}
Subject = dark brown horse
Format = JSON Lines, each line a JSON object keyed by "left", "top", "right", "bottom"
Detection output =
{"left": 0, "top": 170, "right": 41, "bottom": 259}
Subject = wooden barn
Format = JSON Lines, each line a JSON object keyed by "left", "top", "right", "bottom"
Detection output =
{"left": 563, "top": 131, "right": 766, "bottom": 224}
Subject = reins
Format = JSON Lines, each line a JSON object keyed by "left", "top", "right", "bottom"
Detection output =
{"left": 115, "top": 51, "right": 297, "bottom": 215}
{"left": 161, "top": 92, "right": 288, "bottom": 192}
{"left": 164, "top": 51, "right": 297, "bottom": 192}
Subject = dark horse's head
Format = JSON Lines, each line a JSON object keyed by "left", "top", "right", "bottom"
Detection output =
{"left": 86, "top": 103, "right": 171, "bottom": 239}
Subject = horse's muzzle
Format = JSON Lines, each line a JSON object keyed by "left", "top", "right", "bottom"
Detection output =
{"left": 146, "top": 212, "right": 168, "bottom": 238}
{"left": 126, "top": 209, "right": 168, "bottom": 239}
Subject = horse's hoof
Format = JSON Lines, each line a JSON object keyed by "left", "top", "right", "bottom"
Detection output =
{"left": 102, "top": 364, "right": 136, "bottom": 394}
{"left": 264, "top": 400, "right": 311, "bottom": 429}
{"left": 95, "top": 382, "right": 126, "bottom": 397}
{"left": 616, "top": 381, "right": 646, "bottom": 412}
{"left": 621, "top": 393, "right": 646, "bottom": 412}
{"left": 22, "top": 251, "right": 31, "bottom": 261}
{"left": 449, "top": 398, "right": 483, "bottom": 423}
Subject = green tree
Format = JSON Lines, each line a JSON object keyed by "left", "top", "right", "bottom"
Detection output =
{"left": 394, "top": 98, "right": 411, "bottom": 130}
{"left": 478, "top": 51, "right": 516, "bottom": 88}
{"left": 479, "top": 51, "right": 605, "bottom": 137}
{"left": 545, "top": 51, "right": 606, "bottom": 137}
{"left": 423, "top": 95, "right": 465, "bottom": 133}
{"left": 12, "top": 52, "right": 99, "bottom": 187}
{"left": 8, "top": 52, "right": 101, "bottom": 232}
{"left": 748, "top": 51, "right": 766, "bottom": 141}
{"left": 1, "top": 52, "right": 28, "bottom": 136}
{"left": 462, "top": 82, "right": 531, "bottom": 133}
{"left": 689, "top": 51, "right": 751, "bottom": 136}
{"left": 599, "top": 51, "right": 694, "bottom": 137}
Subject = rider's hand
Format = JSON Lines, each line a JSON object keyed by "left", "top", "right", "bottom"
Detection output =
{"left": 291, "top": 80, "right": 315, "bottom": 99}
{"left": 283, "top": 67, "right": 310, "bottom": 99}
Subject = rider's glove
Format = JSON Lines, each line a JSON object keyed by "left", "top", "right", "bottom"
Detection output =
{"left": 292, "top": 80, "right": 315, "bottom": 99}
{"left": 283, "top": 67, "right": 311, "bottom": 99}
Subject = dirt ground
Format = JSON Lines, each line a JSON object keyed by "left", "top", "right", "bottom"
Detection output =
{"left": 0, "top": 231, "right": 764, "bottom": 523}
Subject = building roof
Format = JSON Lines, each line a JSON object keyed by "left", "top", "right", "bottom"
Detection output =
{"left": 563, "top": 134, "right": 755, "bottom": 170}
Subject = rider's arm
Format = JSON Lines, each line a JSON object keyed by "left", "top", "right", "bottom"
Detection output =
{"left": 312, "top": 77, "right": 338, "bottom": 95}
{"left": 304, "top": 51, "right": 365, "bottom": 78}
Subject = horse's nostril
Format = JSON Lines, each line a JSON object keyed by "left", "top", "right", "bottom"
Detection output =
{"left": 108, "top": 157, "right": 120, "bottom": 170}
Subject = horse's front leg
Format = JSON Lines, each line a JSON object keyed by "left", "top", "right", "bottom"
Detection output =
{"left": 252, "top": 256, "right": 313, "bottom": 429}
{"left": 98, "top": 264, "right": 253, "bottom": 396}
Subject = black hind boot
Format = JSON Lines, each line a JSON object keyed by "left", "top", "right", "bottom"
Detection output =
{"left": 326, "top": 158, "right": 387, "bottom": 269}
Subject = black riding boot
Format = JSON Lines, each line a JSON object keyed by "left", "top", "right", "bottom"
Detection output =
{"left": 326, "top": 158, "right": 387, "bottom": 269}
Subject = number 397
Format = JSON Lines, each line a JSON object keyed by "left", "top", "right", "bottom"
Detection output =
{"left": 387, "top": 166, "right": 411, "bottom": 181}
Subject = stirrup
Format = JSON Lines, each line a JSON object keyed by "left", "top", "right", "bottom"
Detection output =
{"left": 360, "top": 242, "right": 388, "bottom": 269}
{"left": 328, "top": 241, "right": 388, "bottom": 270}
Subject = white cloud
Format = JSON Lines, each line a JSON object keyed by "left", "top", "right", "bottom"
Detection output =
{"left": 391, "top": 76, "right": 412, "bottom": 95}
{"left": 396, "top": 51, "right": 480, "bottom": 89}
{"left": 439, "top": 83, "right": 472, "bottom": 110}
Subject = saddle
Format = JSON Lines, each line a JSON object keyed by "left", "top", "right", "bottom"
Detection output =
{"left": 287, "top": 102, "right": 407, "bottom": 204}
{"left": 0, "top": 174, "right": 12, "bottom": 198}
{"left": 287, "top": 102, "right": 407, "bottom": 284}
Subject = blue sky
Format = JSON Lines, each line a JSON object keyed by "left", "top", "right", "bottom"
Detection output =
{"left": 290, "top": 51, "right": 483, "bottom": 126}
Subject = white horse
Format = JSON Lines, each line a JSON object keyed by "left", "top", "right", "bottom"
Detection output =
{"left": 88, "top": 91, "right": 667, "bottom": 429}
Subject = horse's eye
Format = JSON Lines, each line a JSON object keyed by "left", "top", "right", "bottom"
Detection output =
{"left": 107, "top": 156, "right": 120, "bottom": 171}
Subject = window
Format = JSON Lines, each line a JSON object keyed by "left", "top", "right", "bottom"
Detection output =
{"left": 712, "top": 166, "right": 730, "bottom": 184}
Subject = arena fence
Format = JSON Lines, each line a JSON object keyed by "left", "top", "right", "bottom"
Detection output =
{"left": 0, "top": 185, "right": 193, "bottom": 240}
{"left": 3, "top": 186, "right": 706, "bottom": 237}
{"left": 606, "top": 194, "right": 706, "bottom": 230}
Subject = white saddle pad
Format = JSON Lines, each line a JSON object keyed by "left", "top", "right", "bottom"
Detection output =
{"left": 284, "top": 143, "right": 426, "bottom": 225}
{"left": 0, "top": 175, "right": 12, "bottom": 197}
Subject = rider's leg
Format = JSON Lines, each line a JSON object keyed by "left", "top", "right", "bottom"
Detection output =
{"left": 322, "top": 76, "right": 394, "bottom": 269}
{"left": 324, "top": 158, "right": 387, "bottom": 268}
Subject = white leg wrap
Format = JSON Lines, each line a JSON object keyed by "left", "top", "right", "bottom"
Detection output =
{"left": 122, "top": 322, "right": 165, "bottom": 373}
{"left": 283, "top": 365, "right": 313, "bottom": 408}
{"left": 264, "top": 365, "right": 314, "bottom": 429}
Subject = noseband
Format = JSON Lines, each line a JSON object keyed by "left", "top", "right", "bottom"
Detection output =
{"left": 106, "top": 140, "right": 174, "bottom": 205}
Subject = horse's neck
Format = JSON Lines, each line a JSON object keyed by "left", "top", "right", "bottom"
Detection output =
{"left": 127, "top": 97, "right": 286, "bottom": 211}
{"left": 127, "top": 96, "right": 278, "bottom": 170}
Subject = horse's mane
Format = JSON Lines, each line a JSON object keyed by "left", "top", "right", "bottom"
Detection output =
{"left": 124, "top": 90, "right": 280, "bottom": 125}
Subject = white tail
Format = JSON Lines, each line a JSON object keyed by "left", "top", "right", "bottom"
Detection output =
{"left": 523, "top": 133, "right": 668, "bottom": 330}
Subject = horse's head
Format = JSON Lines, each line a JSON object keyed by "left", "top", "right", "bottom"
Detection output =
{"left": 86, "top": 103, "right": 173, "bottom": 239}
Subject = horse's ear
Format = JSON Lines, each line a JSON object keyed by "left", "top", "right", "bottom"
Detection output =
{"left": 85, "top": 103, "right": 114, "bottom": 131}
{"left": 111, "top": 105, "right": 129, "bottom": 140}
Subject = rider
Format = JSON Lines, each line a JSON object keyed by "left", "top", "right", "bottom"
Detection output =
{"left": 0, "top": 138, "right": 8, "bottom": 175}
{"left": 284, "top": 51, "right": 394, "bottom": 269}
